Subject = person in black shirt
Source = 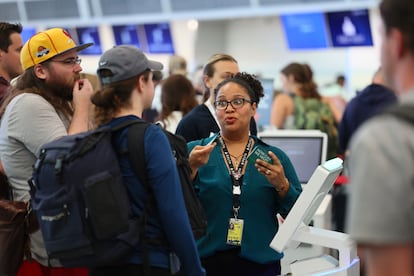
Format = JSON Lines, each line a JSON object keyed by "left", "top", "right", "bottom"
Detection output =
{"left": 338, "top": 67, "right": 396, "bottom": 153}
{"left": 0, "top": 22, "right": 23, "bottom": 100}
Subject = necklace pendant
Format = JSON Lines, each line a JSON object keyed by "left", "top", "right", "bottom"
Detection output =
{"left": 233, "top": 171, "right": 242, "bottom": 180}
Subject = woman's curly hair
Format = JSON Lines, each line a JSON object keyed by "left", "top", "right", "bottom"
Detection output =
{"left": 214, "top": 72, "right": 265, "bottom": 105}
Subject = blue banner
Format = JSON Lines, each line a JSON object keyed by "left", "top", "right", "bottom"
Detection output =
{"left": 143, "top": 23, "right": 175, "bottom": 54}
{"left": 75, "top": 27, "right": 102, "bottom": 55}
{"left": 327, "top": 9, "right": 373, "bottom": 47}
{"left": 281, "top": 12, "right": 329, "bottom": 50}
{"left": 112, "top": 25, "right": 141, "bottom": 48}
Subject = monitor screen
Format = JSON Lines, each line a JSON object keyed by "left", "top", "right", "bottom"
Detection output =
{"left": 280, "top": 12, "right": 329, "bottom": 50}
{"left": 270, "top": 157, "right": 343, "bottom": 253}
{"left": 326, "top": 9, "right": 373, "bottom": 47}
{"left": 259, "top": 130, "right": 327, "bottom": 184}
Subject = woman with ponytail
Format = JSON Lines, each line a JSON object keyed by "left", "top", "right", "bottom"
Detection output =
{"left": 91, "top": 45, "right": 205, "bottom": 276}
{"left": 270, "top": 62, "right": 338, "bottom": 158}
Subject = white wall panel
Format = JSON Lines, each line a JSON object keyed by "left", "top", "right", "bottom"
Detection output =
{"left": 0, "top": 2, "right": 19, "bottom": 21}
{"left": 1, "top": 0, "right": 378, "bottom": 26}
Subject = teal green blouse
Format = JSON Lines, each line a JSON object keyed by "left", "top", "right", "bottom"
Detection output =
{"left": 188, "top": 135, "right": 302, "bottom": 264}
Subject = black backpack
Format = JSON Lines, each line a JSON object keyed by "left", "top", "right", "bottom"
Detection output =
{"left": 29, "top": 119, "right": 207, "bottom": 267}
{"left": 29, "top": 120, "right": 150, "bottom": 267}
{"left": 130, "top": 122, "right": 208, "bottom": 241}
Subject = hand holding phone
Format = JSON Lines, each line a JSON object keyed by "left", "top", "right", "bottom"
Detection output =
{"left": 247, "top": 146, "right": 273, "bottom": 164}
{"left": 206, "top": 133, "right": 218, "bottom": 146}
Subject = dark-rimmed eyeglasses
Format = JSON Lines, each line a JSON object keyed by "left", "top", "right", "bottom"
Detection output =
{"left": 214, "top": 98, "right": 252, "bottom": 110}
{"left": 51, "top": 57, "right": 82, "bottom": 66}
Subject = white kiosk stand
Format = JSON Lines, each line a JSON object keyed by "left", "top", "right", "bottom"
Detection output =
{"left": 270, "top": 158, "right": 360, "bottom": 276}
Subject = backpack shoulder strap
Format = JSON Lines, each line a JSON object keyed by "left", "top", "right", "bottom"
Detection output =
{"left": 385, "top": 103, "right": 414, "bottom": 125}
{"left": 107, "top": 119, "right": 149, "bottom": 182}
{"left": 126, "top": 121, "right": 151, "bottom": 184}
{"left": 127, "top": 122, "right": 182, "bottom": 182}
{"left": 110, "top": 119, "right": 143, "bottom": 132}
{"left": 123, "top": 120, "right": 153, "bottom": 276}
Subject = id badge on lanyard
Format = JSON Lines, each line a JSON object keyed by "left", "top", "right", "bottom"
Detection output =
{"left": 219, "top": 135, "right": 252, "bottom": 247}
{"left": 226, "top": 217, "right": 244, "bottom": 246}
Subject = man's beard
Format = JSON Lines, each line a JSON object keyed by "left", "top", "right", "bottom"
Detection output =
{"left": 45, "top": 74, "right": 80, "bottom": 101}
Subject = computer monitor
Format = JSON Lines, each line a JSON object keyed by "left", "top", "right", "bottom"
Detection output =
{"left": 270, "top": 157, "right": 343, "bottom": 253}
{"left": 259, "top": 130, "right": 327, "bottom": 184}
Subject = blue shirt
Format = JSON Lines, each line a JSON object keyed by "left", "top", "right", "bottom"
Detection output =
{"left": 188, "top": 135, "right": 302, "bottom": 264}
{"left": 109, "top": 115, "right": 205, "bottom": 276}
{"left": 338, "top": 84, "right": 397, "bottom": 152}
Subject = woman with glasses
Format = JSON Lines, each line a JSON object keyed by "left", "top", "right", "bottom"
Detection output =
{"left": 187, "top": 72, "right": 302, "bottom": 276}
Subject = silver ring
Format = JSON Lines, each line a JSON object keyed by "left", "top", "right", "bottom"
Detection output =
{"left": 266, "top": 169, "right": 270, "bottom": 175}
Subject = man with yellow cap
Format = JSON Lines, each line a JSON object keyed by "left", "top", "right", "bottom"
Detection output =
{"left": 0, "top": 27, "right": 93, "bottom": 275}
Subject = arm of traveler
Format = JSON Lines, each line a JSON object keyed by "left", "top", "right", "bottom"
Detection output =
{"left": 270, "top": 93, "right": 292, "bottom": 129}
{"left": 188, "top": 143, "right": 215, "bottom": 180}
{"left": 67, "top": 79, "right": 94, "bottom": 135}
{"left": 145, "top": 128, "right": 205, "bottom": 276}
{"left": 359, "top": 244, "right": 414, "bottom": 276}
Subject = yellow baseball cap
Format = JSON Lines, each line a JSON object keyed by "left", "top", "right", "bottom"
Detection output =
{"left": 21, "top": 28, "right": 93, "bottom": 70}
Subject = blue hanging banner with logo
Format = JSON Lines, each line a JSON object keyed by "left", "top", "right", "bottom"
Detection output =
{"left": 143, "top": 23, "right": 175, "bottom": 54}
{"left": 112, "top": 25, "right": 141, "bottom": 48}
{"left": 75, "top": 27, "right": 103, "bottom": 55}
{"left": 327, "top": 9, "right": 373, "bottom": 47}
{"left": 281, "top": 12, "right": 329, "bottom": 50}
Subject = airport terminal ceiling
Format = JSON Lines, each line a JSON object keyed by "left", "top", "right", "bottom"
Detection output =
{"left": 0, "top": 0, "right": 379, "bottom": 27}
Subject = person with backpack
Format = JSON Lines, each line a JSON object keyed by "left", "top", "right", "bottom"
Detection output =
{"left": 187, "top": 72, "right": 302, "bottom": 276}
{"left": 270, "top": 62, "right": 339, "bottom": 159}
{"left": 346, "top": 0, "right": 414, "bottom": 275}
{"left": 91, "top": 45, "right": 205, "bottom": 276}
{"left": 0, "top": 27, "right": 94, "bottom": 275}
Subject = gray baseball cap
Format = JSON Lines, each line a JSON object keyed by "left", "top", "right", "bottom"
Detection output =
{"left": 97, "top": 45, "right": 163, "bottom": 85}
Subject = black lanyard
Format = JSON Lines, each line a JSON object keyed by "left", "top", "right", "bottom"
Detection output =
{"left": 218, "top": 135, "right": 253, "bottom": 218}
